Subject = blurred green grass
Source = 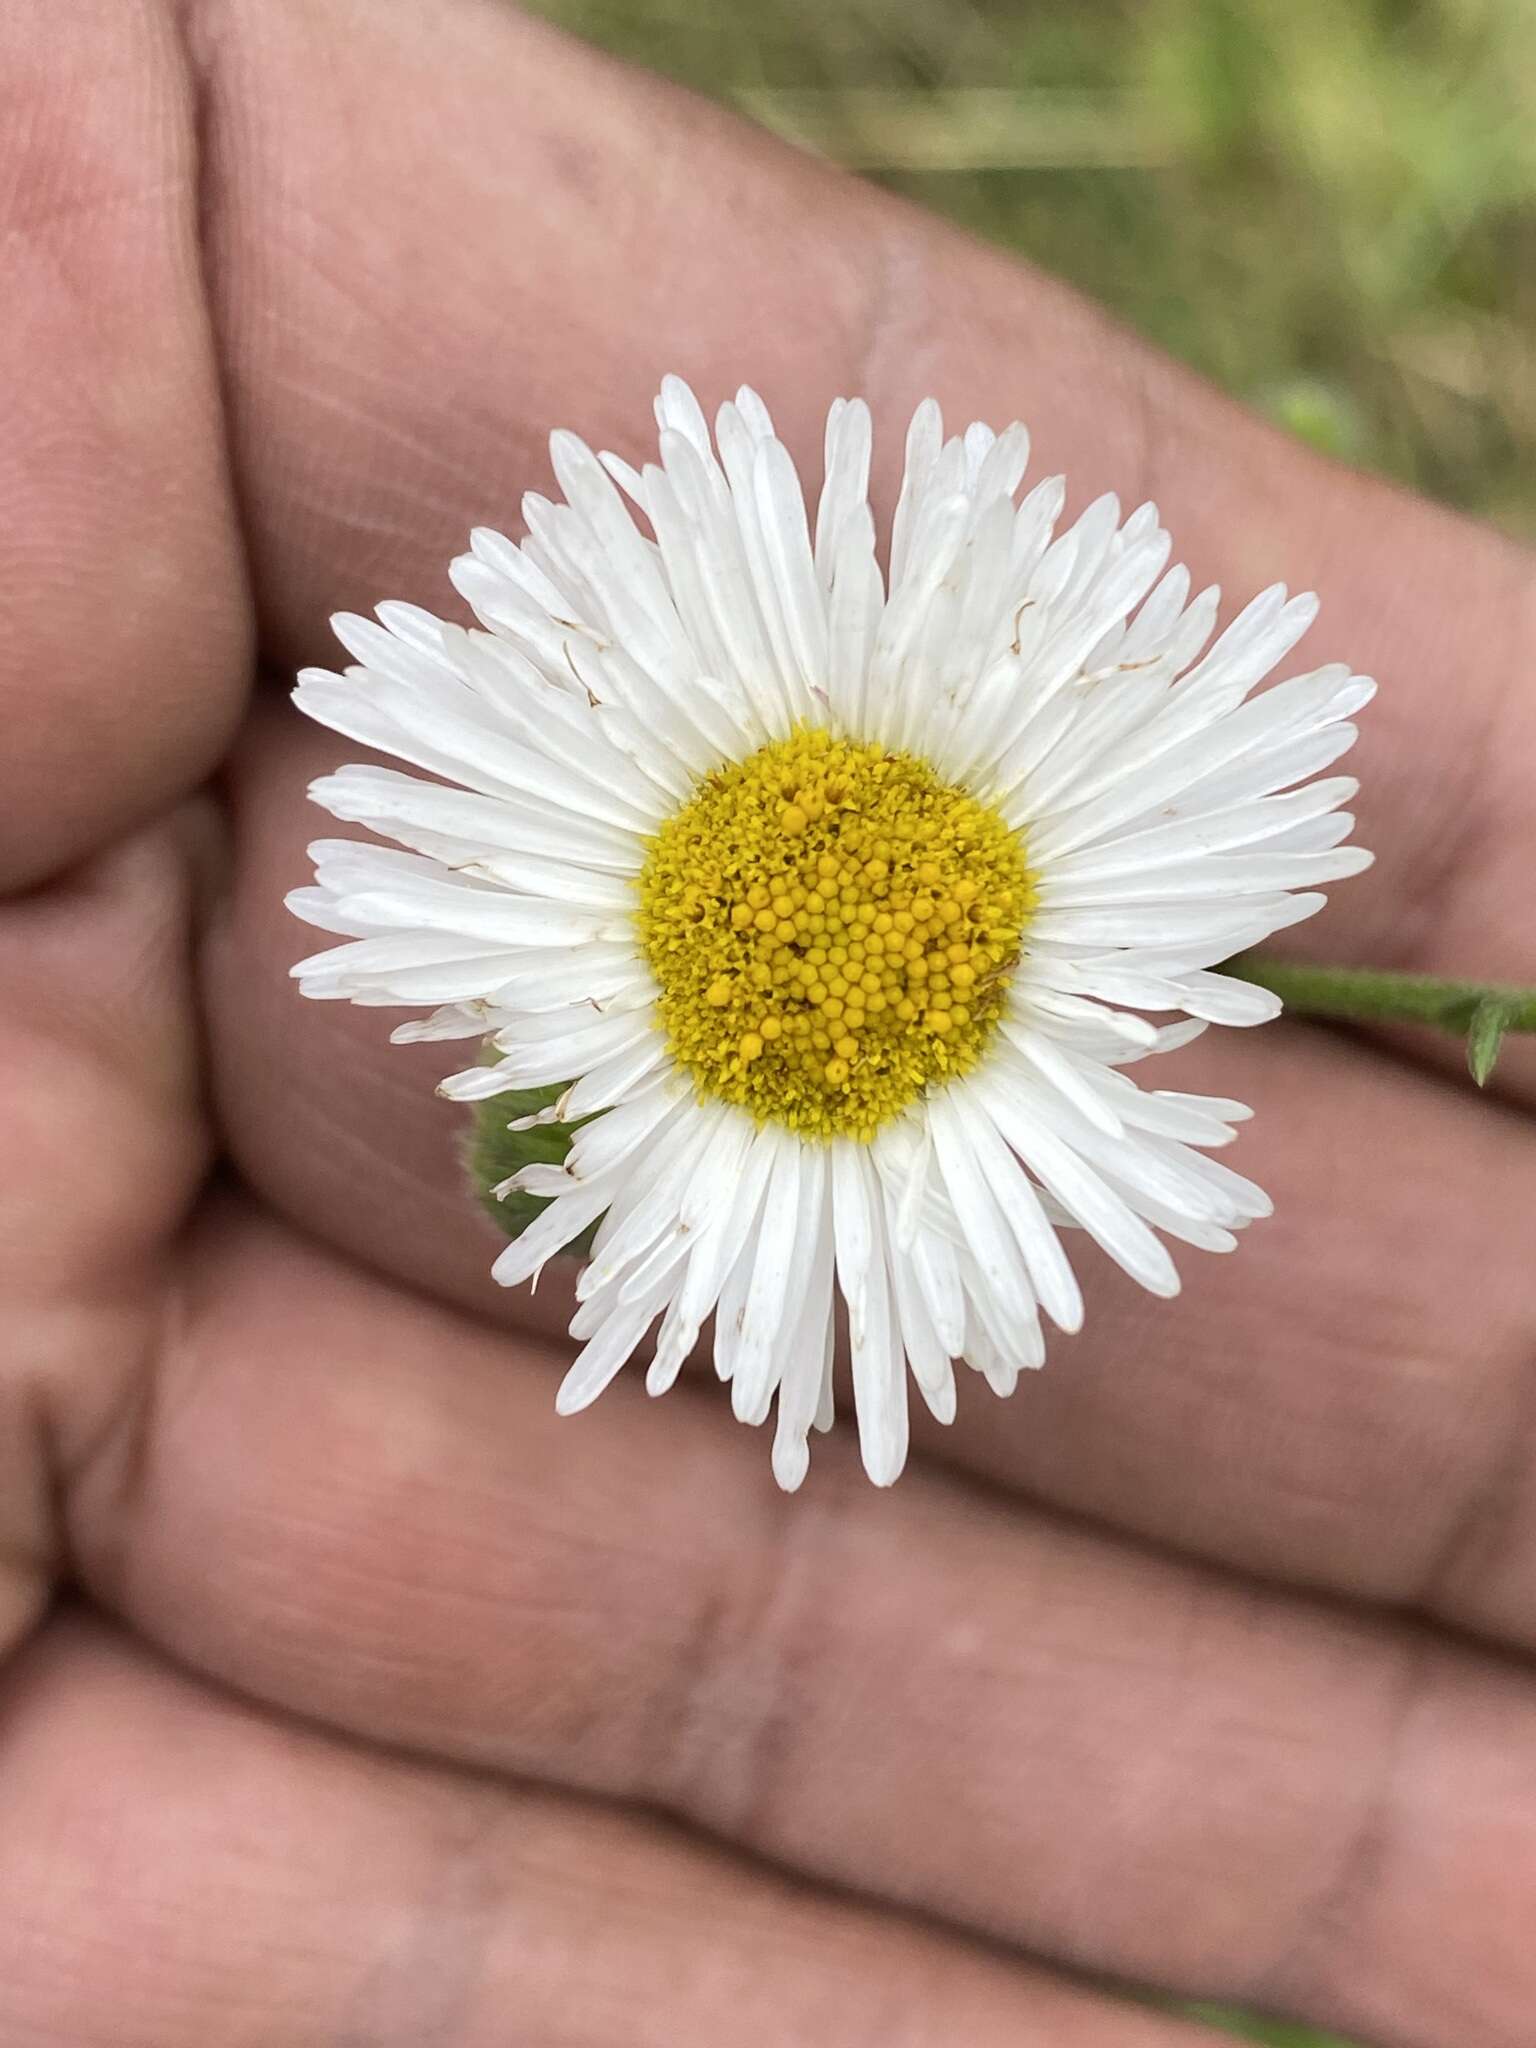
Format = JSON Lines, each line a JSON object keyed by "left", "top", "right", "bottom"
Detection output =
{"left": 521, "top": 3, "right": 1532, "bottom": 2041}
{"left": 1183, "top": 2005, "right": 1358, "bottom": 2046}
{"left": 527, "top": 0, "right": 1536, "bottom": 539}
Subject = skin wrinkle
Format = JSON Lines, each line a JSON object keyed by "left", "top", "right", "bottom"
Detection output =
{"left": 1415, "top": 1328, "right": 1536, "bottom": 1629}
{"left": 657, "top": 1458, "right": 856, "bottom": 1846}
{"left": 76, "top": 1258, "right": 200, "bottom": 1612}
{"left": 334, "top": 1793, "right": 506, "bottom": 2048}
{"left": 1373, "top": 596, "right": 1523, "bottom": 983}
{"left": 1245, "top": 1629, "right": 1430, "bottom": 2018}
{"left": 266, "top": 357, "right": 500, "bottom": 503}
{"left": 1017, "top": 1557, "right": 1399, "bottom": 1989}
{"left": 173, "top": 0, "right": 266, "bottom": 631}
{"left": 1124, "top": 348, "right": 1166, "bottom": 549}
{"left": 849, "top": 214, "right": 922, "bottom": 483}
{"left": 0, "top": 1384, "right": 52, "bottom": 1661}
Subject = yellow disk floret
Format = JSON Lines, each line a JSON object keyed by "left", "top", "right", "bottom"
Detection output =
{"left": 635, "top": 726, "right": 1036, "bottom": 1140}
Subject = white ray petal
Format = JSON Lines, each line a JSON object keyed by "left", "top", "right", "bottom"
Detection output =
{"left": 831, "top": 1142, "right": 910, "bottom": 1488}
{"left": 773, "top": 1178, "right": 838, "bottom": 1489}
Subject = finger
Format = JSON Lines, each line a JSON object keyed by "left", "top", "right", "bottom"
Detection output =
{"left": 208, "top": 697, "right": 1536, "bottom": 1649}
{"left": 0, "top": 0, "right": 249, "bottom": 889}
{"left": 0, "top": 1615, "right": 1208, "bottom": 2048}
{"left": 0, "top": 808, "right": 215, "bottom": 1661}
{"left": 69, "top": 1202, "right": 1536, "bottom": 2048}
{"left": 187, "top": 0, "right": 1536, "bottom": 1082}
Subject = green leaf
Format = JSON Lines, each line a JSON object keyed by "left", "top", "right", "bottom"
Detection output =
{"left": 1467, "top": 995, "right": 1518, "bottom": 1087}
{"left": 463, "top": 1084, "right": 598, "bottom": 1258}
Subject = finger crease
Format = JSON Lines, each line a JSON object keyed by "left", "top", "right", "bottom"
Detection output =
{"left": 654, "top": 1460, "right": 853, "bottom": 1851}
{"left": 1251, "top": 1627, "right": 1431, "bottom": 2016}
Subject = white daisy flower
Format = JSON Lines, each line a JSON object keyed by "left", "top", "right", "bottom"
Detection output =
{"left": 289, "top": 377, "right": 1373, "bottom": 1491}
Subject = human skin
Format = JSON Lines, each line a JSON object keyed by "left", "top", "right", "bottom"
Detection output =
{"left": 3, "top": 2, "right": 1536, "bottom": 2043}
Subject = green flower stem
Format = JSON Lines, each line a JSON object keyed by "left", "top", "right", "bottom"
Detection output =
{"left": 1224, "top": 955, "right": 1536, "bottom": 1085}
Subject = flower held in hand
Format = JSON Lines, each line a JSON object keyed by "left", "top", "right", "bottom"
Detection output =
{"left": 289, "top": 378, "right": 1372, "bottom": 1489}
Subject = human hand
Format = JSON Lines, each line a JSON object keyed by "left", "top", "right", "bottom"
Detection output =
{"left": 4, "top": 4, "right": 1535, "bottom": 2043}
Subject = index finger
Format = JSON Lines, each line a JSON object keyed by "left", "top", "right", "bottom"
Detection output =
{"left": 196, "top": 0, "right": 1534, "bottom": 1012}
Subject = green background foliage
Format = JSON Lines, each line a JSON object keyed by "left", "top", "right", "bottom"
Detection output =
{"left": 499, "top": 4, "right": 1536, "bottom": 2036}
{"left": 1185, "top": 2013, "right": 1357, "bottom": 2047}
{"left": 527, "top": 0, "right": 1536, "bottom": 539}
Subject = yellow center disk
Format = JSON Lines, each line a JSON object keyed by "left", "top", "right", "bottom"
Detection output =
{"left": 636, "top": 725, "right": 1036, "bottom": 1139}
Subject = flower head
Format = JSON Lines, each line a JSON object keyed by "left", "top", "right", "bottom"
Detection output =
{"left": 289, "top": 378, "right": 1372, "bottom": 1490}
